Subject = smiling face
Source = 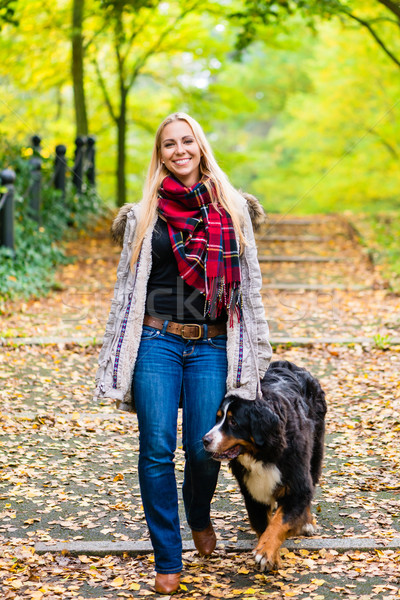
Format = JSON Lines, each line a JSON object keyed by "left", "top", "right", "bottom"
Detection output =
{"left": 159, "top": 119, "right": 202, "bottom": 188}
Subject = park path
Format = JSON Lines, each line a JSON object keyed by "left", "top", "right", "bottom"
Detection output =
{"left": 1, "top": 213, "right": 400, "bottom": 599}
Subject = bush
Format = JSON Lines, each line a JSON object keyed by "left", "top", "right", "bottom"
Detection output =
{"left": 0, "top": 141, "right": 105, "bottom": 302}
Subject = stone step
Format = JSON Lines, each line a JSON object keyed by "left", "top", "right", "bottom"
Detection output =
{"left": 7, "top": 410, "right": 127, "bottom": 422}
{"left": 0, "top": 336, "right": 97, "bottom": 346}
{"left": 266, "top": 218, "right": 335, "bottom": 226}
{"left": 270, "top": 336, "right": 400, "bottom": 346}
{"left": 258, "top": 255, "right": 347, "bottom": 263}
{"left": 3, "top": 335, "right": 399, "bottom": 347}
{"left": 261, "top": 283, "right": 372, "bottom": 291}
{"left": 34, "top": 537, "right": 400, "bottom": 556}
{"left": 257, "top": 235, "right": 331, "bottom": 242}
{"left": 59, "top": 278, "right": 369, "bottom": 293}
{"left": 68, "top": 254, "right": 120, "bottom": 261}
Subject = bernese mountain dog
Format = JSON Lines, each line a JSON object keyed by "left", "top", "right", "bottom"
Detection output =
{"left": 203, "top": 360, "right": 327, "bottom": 571}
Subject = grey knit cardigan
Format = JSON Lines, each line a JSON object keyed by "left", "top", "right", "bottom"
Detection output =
{"left": 94, "top": 194, "right": 272, "bottom": 412}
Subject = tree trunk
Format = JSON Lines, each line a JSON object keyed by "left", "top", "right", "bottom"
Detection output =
{"left": 116, "top": 90, "right": 127, "bottom": 207}
{"left": 72, "top": 0, "right": 88, "bottom": 137}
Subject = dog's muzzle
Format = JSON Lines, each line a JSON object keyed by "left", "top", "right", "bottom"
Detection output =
{"left": 203, "top": 433, "right": 242, "bottom": 461}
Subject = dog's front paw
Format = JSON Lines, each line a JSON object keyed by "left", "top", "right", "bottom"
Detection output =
{"left": 301, "top": 522, "right": 317, "bottom": 536}
{"left": 252, "top": 544, "right": 281, "bottom": 572}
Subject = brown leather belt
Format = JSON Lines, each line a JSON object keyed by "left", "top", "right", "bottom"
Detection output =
{"left": 143, "top": 315, "right": 226, "bottom": 340}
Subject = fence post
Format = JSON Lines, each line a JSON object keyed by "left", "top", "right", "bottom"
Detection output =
{"left": 54, "top": 144, "right": 67, "bottom": 198}
{"left": 72, "top": 136, "right": 86, "bottom": 193}
{"left": 29, "top": 134, "right": 42, "bottom": 222}
{"left": 86, "top": 136, "right": 96, "bottom": 187}
{"left": 0, "top": 168, "right": 16, "bottom": 253}
{"left": 29, "top": 156, "right": 42, "bottom": 222}
{"left": 31, "top": 134, "right": 42, "bottom": 156}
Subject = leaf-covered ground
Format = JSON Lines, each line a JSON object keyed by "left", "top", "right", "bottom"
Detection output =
{"left": 1, "top": 214, "right": 400, "bottom": 598}
{"left": 2, "top": 542, "right": 400, "bottom": 599}
{"left": 1, "top": 344, "right": 399, "bottom": 542}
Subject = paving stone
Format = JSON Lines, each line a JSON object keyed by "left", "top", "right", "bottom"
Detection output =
{"left": 34, "top": 536, "right": 400, "bottom": 556}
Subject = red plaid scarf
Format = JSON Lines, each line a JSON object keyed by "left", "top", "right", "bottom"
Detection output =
{"left": 158, "top": 176, "right": 242, "bottom": 323}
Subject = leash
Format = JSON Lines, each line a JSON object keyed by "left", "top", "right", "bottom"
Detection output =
{"left": 243, "top": 315, "right": 263, "bottom": 400}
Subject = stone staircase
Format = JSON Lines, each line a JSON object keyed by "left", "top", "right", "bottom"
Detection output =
{"left": 255, "top": 214, "right": 400, "bottom": 346}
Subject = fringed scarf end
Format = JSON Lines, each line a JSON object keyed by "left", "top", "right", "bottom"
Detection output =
{"left": 205, "top": 277, "right": 242, "bottom": 326}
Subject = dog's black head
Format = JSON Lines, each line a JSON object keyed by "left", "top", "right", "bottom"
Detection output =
{"left": 203, "top": 396, "right": 287, "bottom": 461}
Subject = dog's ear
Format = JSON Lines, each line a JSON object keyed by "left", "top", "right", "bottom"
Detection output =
{"left": 249, "top": 400, "right": 286, "bottom": 450}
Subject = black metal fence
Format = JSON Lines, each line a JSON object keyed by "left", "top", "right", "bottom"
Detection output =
{"left": 0, "top": 135, "right": 96, "bottom": 252}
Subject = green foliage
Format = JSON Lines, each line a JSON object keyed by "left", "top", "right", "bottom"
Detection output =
{"left": 372, "top": 333, "right": 392, "bottom": 350}
{"left": 231, "top": 0, "right": 327, "bottom": 50}
{"left": 231, "top": 0, "right": 400, "bottom": 67}
{"left": 0, "top": 219, "right": 66, "bottom": 301}
{"left": 99, "top": 0, "right": 157, "bottom": 14}
{"left": 234, "top": 20, "right": 400, "bottom": 214}
{"left": 0, "top": 142, "right": 104, "bottom": 302}
{"left": 0, "top": 0, "right": 400, "bottom": 218}
{"left": 222, "top": 0, "right": 400, "bottom": 213}
{"left": 0, "top": 0, "right": 18, "bottom": 27}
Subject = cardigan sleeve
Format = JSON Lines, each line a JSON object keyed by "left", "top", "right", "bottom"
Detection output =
{"left": 242, "top": 204, "right": 272, "bottom": 379}
{"left": 94, "top": 206, "right": 138, "bottom": 401}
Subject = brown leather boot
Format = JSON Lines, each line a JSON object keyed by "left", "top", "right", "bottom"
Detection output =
{"left": 191, "top": 522, "right": 216, "bottom": 556}
{"left": 154, "top": 572, "right": 181, "bottom": 594}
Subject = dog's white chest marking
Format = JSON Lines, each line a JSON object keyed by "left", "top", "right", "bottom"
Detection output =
{"left": 237, "top": 455, "right": 281, "bottom": 505}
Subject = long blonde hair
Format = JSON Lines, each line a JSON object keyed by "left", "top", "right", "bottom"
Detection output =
{"left": 130, "top": 112, "right": 247, "bottom": 268}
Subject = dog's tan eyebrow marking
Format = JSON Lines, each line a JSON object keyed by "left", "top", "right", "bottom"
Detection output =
{"left": 227, "top": 411, "right": 233, "bottom": 418}
{"left": 217, "top": 410, "right": 223, "bottom": 418}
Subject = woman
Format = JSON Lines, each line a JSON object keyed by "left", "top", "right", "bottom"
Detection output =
{"left": 95, "top": 113, "right": 271, "bottom": 594}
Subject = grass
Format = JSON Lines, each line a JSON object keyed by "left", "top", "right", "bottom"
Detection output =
{"left": 372, "top": 333, "right": 393, "bottom": 350}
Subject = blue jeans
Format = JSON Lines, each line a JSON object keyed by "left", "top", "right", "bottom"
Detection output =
{"left": 133, "top": 323, "right": 227, "bottom": 574}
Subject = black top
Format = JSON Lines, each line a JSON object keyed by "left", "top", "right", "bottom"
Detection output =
{"left": 145, "top": 216, "right": 226, "bottom": 324}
